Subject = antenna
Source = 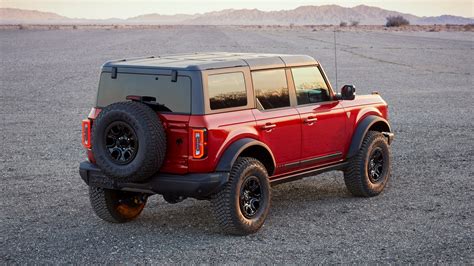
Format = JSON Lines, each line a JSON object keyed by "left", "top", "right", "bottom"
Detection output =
{"left": 333, "top": 28, "right": 338, "bottom": 90}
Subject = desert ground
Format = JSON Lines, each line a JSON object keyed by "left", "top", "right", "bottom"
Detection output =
{"left": 1, "top": 26, "right": 473, "bottom": 264}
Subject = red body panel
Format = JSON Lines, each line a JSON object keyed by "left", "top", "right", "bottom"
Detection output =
{"left": 252, "top": 108, "right": 301, "bottom": 174}
{"left": 84, "top": 95, "right": 388, "bottom": 177}
{"left": 340, "top": 95, "right": 388, "bottom": 157}
{"left": 158, "top": 113, "right": 190, "bottom": 174}
{"left": 87, "top": 95, "right": 388, "bottom": 177}
{"left": 184, "top": 94, "right": 387, "bottom": 176}
{"left": 296, "top": 100, "right": 347, "bottom": 167}
{"left": 188, "top": 110, "right": 257, "bottom": 173}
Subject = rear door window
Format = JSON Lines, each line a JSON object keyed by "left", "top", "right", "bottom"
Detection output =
{"left": 291, "top": 66, "right": 330, "bottom": 105}
{"left": 207, "top": 72, "right": 247, "bottom": 110}
{"left": 251, "top": 69, "right": 290, "bottom": 110}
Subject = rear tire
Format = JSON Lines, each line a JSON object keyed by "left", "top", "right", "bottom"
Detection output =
{"left": 344, "top": 131, "right": 391, "bottom": 197}
{"left": 89, "top": 186, "right": 148, "bottom": 223}
{"left": 211, "top": 157, "right": 271, "bottom": 235}
{"left": 91, "top": 101, "right": 166, "bottom": 182}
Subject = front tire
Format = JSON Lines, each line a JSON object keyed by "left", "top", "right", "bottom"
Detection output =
{"left": 344, "top": 131, "right": 391, "bottom": 197}
{"left": 211, "top": 157, "right": 271, "bottom": 235}
{"left": 89, "top": 186, "right": 148, "bottom": 223}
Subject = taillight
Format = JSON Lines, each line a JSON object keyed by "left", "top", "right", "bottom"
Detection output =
{"left": 192, "top": 128, "right": 207, "bottom": 159}
{"left": 82, "top": 119, "right": 92, "bottom": 149}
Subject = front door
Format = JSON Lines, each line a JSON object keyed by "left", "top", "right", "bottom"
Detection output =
{"left": 290, "top": 66, "right": 347, "bottom": 168}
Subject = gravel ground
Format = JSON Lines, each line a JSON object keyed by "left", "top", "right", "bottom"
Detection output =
{"left": 1, "top": 26, "right": 473, "bottom": 264}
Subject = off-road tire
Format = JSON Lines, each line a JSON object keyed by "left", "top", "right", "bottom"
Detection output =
{"left": 344, "top": 131, "right": 391, "bottom": 197}
{"left": 89, "top": 186, "right": 148, "bottom": 223}
{"left": 211, "top": 157, "right": 271, "bottom": 235}
{"left": 91, "top": 101, "right": 166, "bottom": 182}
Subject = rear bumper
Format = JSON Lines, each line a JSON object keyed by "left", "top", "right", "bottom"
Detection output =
{"left": 79, "top": 161, "right": 229, "bottom": 199}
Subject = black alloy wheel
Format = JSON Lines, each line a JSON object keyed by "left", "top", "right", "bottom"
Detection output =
{"left": 239, "top": 176, "right": 262, "bottom": 219}
{"left": 368, "top": 147, "right": 384, "bottom": 183}
{"left": 104, "top": 121, "right": 138, "bottom": 165}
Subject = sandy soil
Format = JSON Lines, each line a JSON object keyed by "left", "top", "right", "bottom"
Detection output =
{"left": 1, "top": 26, "right": 473, "bottom": 264}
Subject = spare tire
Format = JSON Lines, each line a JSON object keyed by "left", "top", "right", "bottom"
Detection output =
{"left": 91, "top": 101, "right": 166, "bottom": 182}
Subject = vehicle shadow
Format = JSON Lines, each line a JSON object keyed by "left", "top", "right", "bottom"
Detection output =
{"left": 119, "top": 173, "right": 356, "bottom": 235}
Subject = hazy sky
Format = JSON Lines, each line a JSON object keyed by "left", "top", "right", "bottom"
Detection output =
{"left": 2, "top": 0, "right": 473, "bottom": 19}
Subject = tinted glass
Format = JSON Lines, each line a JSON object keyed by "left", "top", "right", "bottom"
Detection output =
{"left": 97, "top": 73, "right": 191, "bottom": 113}
{"left": 292, "top": 66, "right": 330, "bottom": 105}
{"left": 252, "top": 69, "right": 290, "bottom": 110}
{"left": 208, "top": 72, "right": 247, "bottom": 110}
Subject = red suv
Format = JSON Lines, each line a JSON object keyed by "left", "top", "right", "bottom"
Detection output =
{"left": 80, "top": 52, "right": 394, "bottom": 235}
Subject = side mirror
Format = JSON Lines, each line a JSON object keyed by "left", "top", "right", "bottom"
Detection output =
{"left": 340, "top": 85, "right": 356, "bottom": 100}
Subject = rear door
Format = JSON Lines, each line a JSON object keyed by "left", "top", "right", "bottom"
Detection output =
{"left": 290, "top": 66, "right": 347, "bottom": 168}
{"left": 251, "top": 68, "right": 301, "bottom": 174}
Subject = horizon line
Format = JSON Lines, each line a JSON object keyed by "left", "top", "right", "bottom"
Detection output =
{"left": 1, "top": 4, "right": 473, "bottom": 20}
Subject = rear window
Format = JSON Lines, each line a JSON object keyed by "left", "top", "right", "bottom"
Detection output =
{"left": 207, "top": 72, "right": 247, "bottom": 110}
{"left": 96, "top": 73, "right": 191, "bottom": 113}
{"left": 252, "top": 69, "right": 290, "bottom": 110}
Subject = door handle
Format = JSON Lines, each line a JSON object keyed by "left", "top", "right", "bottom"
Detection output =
{"left": 304, "top": 116, "right": 318, "bottom": 124}
{"left": 261, "top": 123, "right": 276, "bottom": 130}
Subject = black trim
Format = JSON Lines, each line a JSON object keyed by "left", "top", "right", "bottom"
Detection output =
{"left": 270, "top": 161, "right": 347, "bottom": 186}
{"left": 347, "top": 116, "right": 392, "bottom": 159}
{"left": 111, "top": 67, "right": 117, "bottom": 79}
{"left": 171, "top": 70, "right": 178, "bottom": 82}
{"left": 215, "top": 138, "right": 276, "bottom": 173}
{"left": 282, "top": 161, "right": 300, "bottom": 168}
{"left": 300, "top": 152, "right": 342, "bottom": 165}
{"left": 280, "top": 152, "right": 342, "bottom": 171}
{"left": 79, "top": 161, "right": 229, "bottom": 199}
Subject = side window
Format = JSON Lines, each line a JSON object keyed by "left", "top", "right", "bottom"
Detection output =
{"left": 208, "top": 72, "right": 247, "bottom": 110}
{"left": 252, "top": 69, "right": 290, "bottom": 110}
{"left": 291, "top": 66, "right": 330, "bottom": 105}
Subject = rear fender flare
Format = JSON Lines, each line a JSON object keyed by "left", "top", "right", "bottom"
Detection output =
{"left": 346, "top": 115, "right": 392, "bottom": 159}
{"left": 215, "top": 138, "right": 276, "bottom": 174}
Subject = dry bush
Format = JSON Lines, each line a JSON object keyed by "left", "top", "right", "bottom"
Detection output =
{"left": 463, "top": 24, "right": 474, "bottom": 31}
{"left": 350, "top": 20, "right": 360, "bottom": 26}
{"left": 72, "top": 25, "right": 78, "bottom": 30}
{"left": 340, "top": 21, "right": 347, "bottom": 27}
{"left": 386, "top": 16, "right": 410, "bottom": 27}
{"left": 18, "top": 24, "right": 27, "bottom": 30}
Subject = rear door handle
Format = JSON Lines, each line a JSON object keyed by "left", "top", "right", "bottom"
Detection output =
{"left": 304, "top": 116, "right": 318, "bottom": 124}
{"left": 261, "top": 123, "right": 276, "bottom": 130}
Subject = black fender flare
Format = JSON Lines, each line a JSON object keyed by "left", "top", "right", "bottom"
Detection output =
{"left": 346, "top": 115, "right": 392, "bottom": 159}
{"left": 215, "top": 138, "right": 276, "bottom": 173}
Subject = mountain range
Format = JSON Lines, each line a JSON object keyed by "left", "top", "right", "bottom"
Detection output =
{"left": 1, "top": 5, "right": 473, "bottom": 25}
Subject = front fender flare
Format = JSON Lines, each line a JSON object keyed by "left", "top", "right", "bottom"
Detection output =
{"left": 346, "top": 115, "right": 392, "bottom": 159}
{"left": 215, "top": 138, "right": 276, "bottom": 173}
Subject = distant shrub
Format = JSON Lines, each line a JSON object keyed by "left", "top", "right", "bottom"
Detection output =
{"left": 339, "top": 21, "right": 347, "bottom": 27}
{"left": 289, "top": 23, "right": 295, "bottom": 29}
{"left": 18, "top": 24, "right": 26, "bottom": 30}
{"left": 386, "top": 16, "right": 410, "bottom": 27}
{"left": 72, "top": 25, "right": 78, "bottom": 30}
{"left": 350, "top": 20, "right": 360, "bottom": 26}
{"left": 463, "top": 24, "right": 474, "bottom": 31}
